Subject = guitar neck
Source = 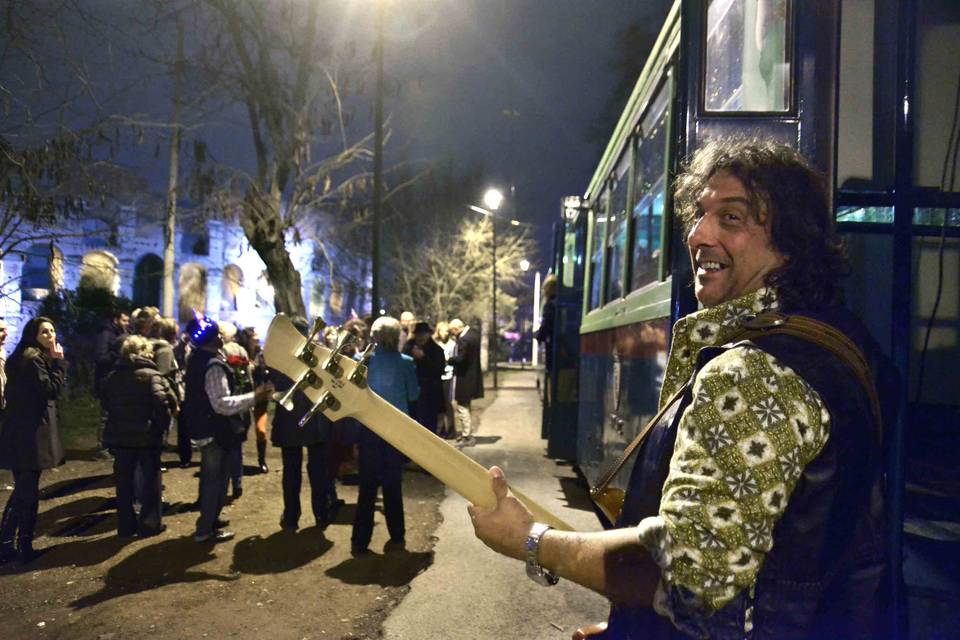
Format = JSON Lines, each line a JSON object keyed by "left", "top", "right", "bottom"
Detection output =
{"left": 352, "top": 393, "right": 572, "bottom": 531}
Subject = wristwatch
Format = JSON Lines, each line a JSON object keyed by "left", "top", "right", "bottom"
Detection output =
{"left": 524, "top": 522, "right": 559, "bottom": 586}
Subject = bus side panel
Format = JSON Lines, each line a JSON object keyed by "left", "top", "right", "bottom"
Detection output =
{"left": 577, "top": 317, "right": 670, "bottom": 492}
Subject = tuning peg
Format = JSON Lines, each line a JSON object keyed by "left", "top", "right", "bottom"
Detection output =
{"left": 357, "top": 343, "right": 375, "bottom": 363}
{"left": 273, "top": 369, "right": 320, "bottom": 411}
{"left": 294, "top": 318, "right": 327, "bottom": 367}
{"left": 322, "top": 331, "right": 356, "bottom": 378}
{"left": 298, "top": 391, "right": 340, "bottom": 428}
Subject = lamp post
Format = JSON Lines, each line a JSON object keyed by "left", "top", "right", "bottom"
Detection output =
{"left": 370, "top": 0, "right": 385, "bottom": 317}
{"left": 483, "top": 188, "right": 504, "bottom": 388}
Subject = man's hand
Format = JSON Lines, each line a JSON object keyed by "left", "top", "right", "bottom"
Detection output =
{"left": 254, "top": 383, "right": 275, "bottom": 404}
{"left": 411, "top": 345, "right": 424, "bottom": 360}
{"left": 467, "top": 466, "right": 534, "bottom": 560}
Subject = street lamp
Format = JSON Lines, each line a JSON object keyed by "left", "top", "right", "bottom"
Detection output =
{"left": 371, "top": 0, "right": 386, "bottom": 318}
{"left": 519, "top": 259, "right": 530, "bottom": 272}
{"left": 483, "top": 188, "right": 503, "bottom": 389}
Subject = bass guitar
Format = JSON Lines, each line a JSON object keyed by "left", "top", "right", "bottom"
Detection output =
{"left": 262, "top": 314, "right": 572, "bottom": 531}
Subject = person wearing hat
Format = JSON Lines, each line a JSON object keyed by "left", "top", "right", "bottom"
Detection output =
{"left": 181, "top": 313, "right": 273, "bottom": 543}
{"left": 402, "top": 321, "right": 446, "bottom": 435}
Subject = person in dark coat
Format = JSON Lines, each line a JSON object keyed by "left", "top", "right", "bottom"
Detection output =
{"left": 0, "top": 317, "right": 66, "bottom": 564}
{"left": 448, "top": 318, "right": 483, "bottom": 447}
{"left": 270, "top": 317, "right": 335, "bottom": 531}
{"left": 181, "top": 313, "right": 272, "bottom": 544}
{"left": 101, "top": 335, "right": 177, "bottom": 537}
{"left": 351, "top": 316, "right": 419, "bottom": 556}
{"left": 93, "top": 309, "right": 129, "bottom": 458}
{"left": 402, "top": 321, "right": 446, "bottom": 434}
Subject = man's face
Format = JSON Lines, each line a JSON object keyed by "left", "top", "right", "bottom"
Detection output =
{"left": 687, "top": 172, "right": 786, "bottom": 308}
{"left": 414, "top": 332, "right": 429, "bottom": 347}
{"left": 117, "top": 313, "right": 130, "bottom": 332}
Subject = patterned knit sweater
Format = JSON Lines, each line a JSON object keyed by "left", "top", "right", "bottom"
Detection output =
{"left": 637, "top": 287, "right": 830, "bottom": 627}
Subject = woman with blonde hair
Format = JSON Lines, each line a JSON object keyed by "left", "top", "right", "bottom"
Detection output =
{"left": 101, "top": 335, "right": 177, "bottom": 537}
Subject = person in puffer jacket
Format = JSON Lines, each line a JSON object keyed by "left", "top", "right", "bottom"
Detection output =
{"left": 102, "top": 335, "right": 178, "bottom": 538}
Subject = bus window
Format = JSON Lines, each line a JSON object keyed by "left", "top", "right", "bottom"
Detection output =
{"left": 588, "top": 191, "right": 609, "bottom": 310}
{"left": 631, "top": 85, "right": 670, "bottom": 291}
{"left": 704, "top": 0, "right": 791, "bottom": 112}
{"left": 606, "top": 154, "right": 631, "bottom": 301}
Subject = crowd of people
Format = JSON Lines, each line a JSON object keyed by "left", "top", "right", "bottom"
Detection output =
{"left": 0, "top": 303, "right": 488, "bottom": 564}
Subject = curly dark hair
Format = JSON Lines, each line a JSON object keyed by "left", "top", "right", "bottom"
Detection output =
{"left": 674, "top": 137, "right": 848, "bottom": 311}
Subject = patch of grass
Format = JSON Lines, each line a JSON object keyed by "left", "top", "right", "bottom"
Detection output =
{"left": 57, "top": 391, "right": 101, "bottom": 451}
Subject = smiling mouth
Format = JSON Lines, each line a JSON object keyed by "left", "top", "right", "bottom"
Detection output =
{"left": 696, "top": 259, "right": 728, "bottom": 275}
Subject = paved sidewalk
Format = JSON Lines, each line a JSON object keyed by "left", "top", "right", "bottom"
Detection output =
{"left": 384, "top": 369, "right": 608, "bottom": 640}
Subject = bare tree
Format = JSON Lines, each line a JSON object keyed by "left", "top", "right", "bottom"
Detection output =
{"left": 184, "top": 0, "right": 380, "bottom": 317}
{"left": 392, "top": 216, "right": 534, "bottom": 326}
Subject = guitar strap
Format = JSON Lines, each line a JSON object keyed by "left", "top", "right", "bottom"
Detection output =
{"left": 589, "top": 312, "right": 883, "bottom": 520}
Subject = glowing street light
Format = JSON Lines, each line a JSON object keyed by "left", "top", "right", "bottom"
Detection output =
{"left": 519, "top": 259, "right": 530, "bottom": 272}
{"left": 483, "top": 188, "right": 504, "bottom": 212}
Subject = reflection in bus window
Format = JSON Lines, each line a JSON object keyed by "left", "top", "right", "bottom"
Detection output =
{"left": 704, "top": 0, "right": 790, "bottom": 112}
{"left": 631, "top": 84, "right": 670, "bottom": 291}
{"left": 589, "top": 193, "right": 609, "bottom": 310}
{"left": 606, "top": 154, "right": 631, "bottom": 301}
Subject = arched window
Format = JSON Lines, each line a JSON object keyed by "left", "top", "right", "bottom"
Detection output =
{"left": 133, "top": 254, "right": 164, "bottom": 308}
{"left": 20, "top": 243, "right": 55, "bottom": 301}
{"left": 80, "top": 250, "right": 120, "bottom": 294}
{"left": 178, "top": 262, "right": 208, "bottom": 324}
{"left": 221, "top": 264, "right": 244, "bottom": 312}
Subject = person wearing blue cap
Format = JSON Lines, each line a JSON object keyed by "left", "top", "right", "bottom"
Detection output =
{"left": 181, "top": 312, "right": 273, "bottom": 543}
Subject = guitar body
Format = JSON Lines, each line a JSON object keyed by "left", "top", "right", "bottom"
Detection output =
{"left": 262, "top": 314, "right": 573, "bottom": 531}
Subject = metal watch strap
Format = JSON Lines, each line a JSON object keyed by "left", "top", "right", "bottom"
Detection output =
{"left": 524, "top": 522, "right": 559, "bottom": 586}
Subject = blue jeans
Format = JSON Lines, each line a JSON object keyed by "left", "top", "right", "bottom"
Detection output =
{"left": 195, "top": 441, "right": 229, "bottom": 537}
{"left": 228, "top": 442, "right": 243, "bottom": 492}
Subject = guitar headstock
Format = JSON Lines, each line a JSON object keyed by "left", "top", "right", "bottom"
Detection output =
{"left": 262, "top": 314, "right": 373, "bottom": 425}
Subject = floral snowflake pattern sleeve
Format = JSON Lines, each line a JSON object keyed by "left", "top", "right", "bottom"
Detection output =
{"left": 650, "top": 344, "right": 830, "bottom": 614}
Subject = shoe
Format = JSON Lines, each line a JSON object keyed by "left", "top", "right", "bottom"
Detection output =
{"left": 194, "top": 530, "right": 235, "bottom": 543}
{"left": 117, "top": 529, "right": 137, "bottom": 539}
{"left": 350, "top": 543, "right": 370, "bottom": 557}
{"left": 231, "top": 487, "right": 243, "bottom": 500}
{"left": 178, "top": 461, "right": 191, "bottom": 469}
{"left": 279, "top": 516, "right": 298, "bottom": 532}
{"left": 215, "top": 518, "right": 230, "bottom": 529}
{"left": 0, "top": 542, "right": 16, "bottom": 566}
{"left": 383, "top": 537, "right": 405, "bottom": 552}
{"left": 138, "top": 524, "right": 167, "bottom": 538}
{"left": 258, "top": 462, "right": 269, "bottom": 474}
{"left": 94, "top": 448, "right": 113, "bottom": 460}
{"left": 460, "top": 436, "right": 476, "bottom": 448}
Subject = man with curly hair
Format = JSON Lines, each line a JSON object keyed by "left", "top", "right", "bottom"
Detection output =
{"left": 468, "top": 139, "right": 899, "bottom": 639}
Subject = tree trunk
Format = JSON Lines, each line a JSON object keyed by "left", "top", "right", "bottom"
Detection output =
{"left": 254, "top": 238, "right": 306, "bottom": 318}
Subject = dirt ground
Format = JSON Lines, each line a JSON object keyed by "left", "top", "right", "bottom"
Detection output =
{"left": 0, "top": 436, "right": 447, "bottom": 640}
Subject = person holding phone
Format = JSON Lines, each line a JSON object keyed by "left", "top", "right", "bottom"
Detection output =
{"left": 0, "top": 316, "right": 67, "bottom": 565}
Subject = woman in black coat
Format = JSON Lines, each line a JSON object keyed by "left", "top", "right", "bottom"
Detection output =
{"left": 0, "top": 317, "right": 67, "bottom": 564}
{"left": 102, "top": 335, "right": 177, "bottom": 537}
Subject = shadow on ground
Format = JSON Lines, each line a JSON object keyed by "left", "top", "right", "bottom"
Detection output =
{"left": 231, "top": 527, "right": 334, "bottom": 574}
{"left": 37, "top": 496, "right": 115, "bottom": 538}
{"left": 324, "top": 548, "right": 434, "bottom": 588}
{"left": 557, "top": 475, "right": 597, "bottom": 513}
{"left": 40, "top": 473, "right": 113, "bottom": 500}
{"left": 69, "top": 536, "right": 235, "bottom": 609}
{"left": 0, "top": 534, "right": 135, "bottom": 576}
{"left": 471, "top": 435, "right": 502, "bottom": 446}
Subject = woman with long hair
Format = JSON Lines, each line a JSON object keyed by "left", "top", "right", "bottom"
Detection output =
{"left": 0, "top": 316, "right": 67, "bottom": 565}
